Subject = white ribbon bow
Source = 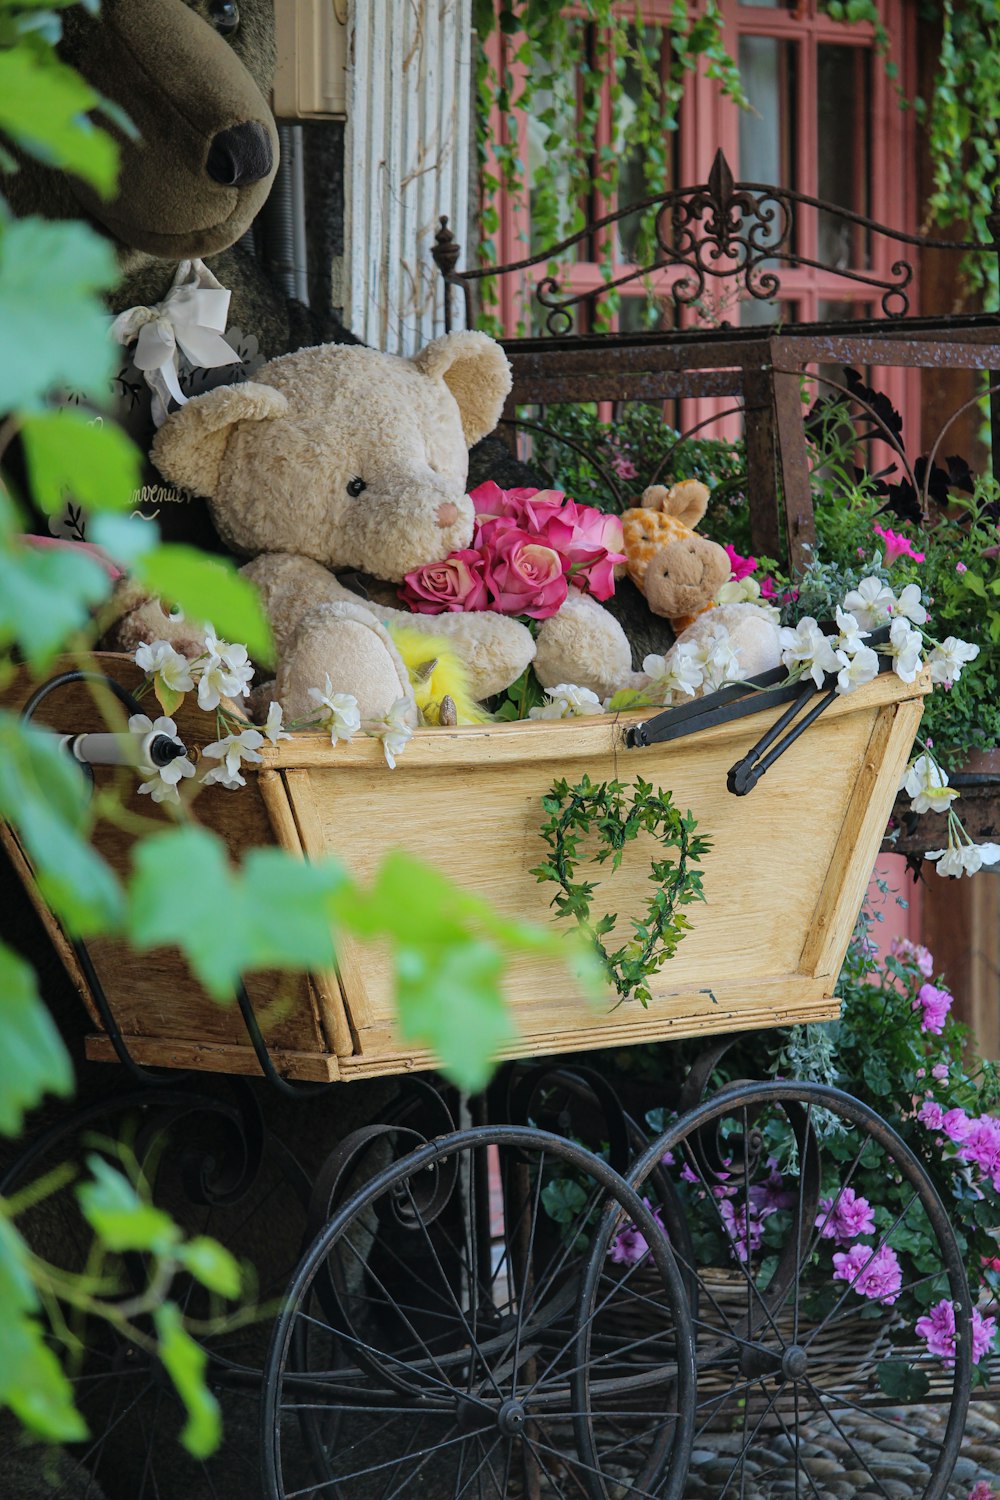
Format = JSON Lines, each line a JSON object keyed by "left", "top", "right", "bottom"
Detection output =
{"left": 109, "top": 259, "right": 241, "bottom": 427}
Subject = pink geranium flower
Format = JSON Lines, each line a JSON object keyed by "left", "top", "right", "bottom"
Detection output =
{"left": 957, "top": 1115, "right": 1000, "bottom": 1193}
{"left": 943, "top": 1108, "right": 972, "bottom": 1143}
{"left": 815, "top": 1186, "right": 876, "bottom": 1246}
{"left": 918, "top": 1099, "right": 945, "bottom": 1131}
{"left": 724, "top": 544, "right": 758, "bottom": 581}
{"left": 720, "top": 1199, "right": 765, "bottom": 1263}
{"left": 608, "top": 1198, "right": 666, "bottom": 1266}
{"left": 611, "top": 452, "right": 638, "bottom": 480}
{"left": 873, "top": 522, "right": 926, "bottom": 565}
{"left": 915, "top": 1298, "right": 997, "bottom": 1366}
{"left": 968, "top": 1483, "right": 997, "bottom": 1500}
{"left": 831, "top": 1242, "right": 903, "bottom": 1305}
{"left": 890, "top": 937, "right": 934, "bottom": 977}
{"left": 914, "top": 982, "right": 953, "bottom": 1035}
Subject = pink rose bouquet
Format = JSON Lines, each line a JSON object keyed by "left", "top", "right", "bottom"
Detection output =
{"left": 399, "top": 482, "right": 626, "bottom": 621}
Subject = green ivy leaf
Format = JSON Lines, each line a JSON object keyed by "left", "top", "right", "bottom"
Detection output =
{"left": 21, "top": 410, "right": 141, "bottom": 516}
{"left": 0, "top": 1216, "right": 86, "bottom": 1441}
{"left": 0, "top": 216, "right": 118, "bottom": 409}
{"left": 0, "top": 714, "right": 123, "bottom": 935}
{"left": 153, "top": 1303, "right": 221, "bottom": 1458}
{"left": 0, "top": 39, "right": 118, "bottom": 195}
{"left": 77, "top": 1156, "right": 180, "bottom": 1255}
{"left": 135, "top": 547, "right": 274, "bottom": 665}
{"left": 126, "top": 828, "right": 344, "bottom": 998}
{"left": 0, "top": 943, "right": 72, "bottom": 1137}
{"left": 0, "top": 537, "right": 111, "bottom": 667}
{"left": 175, "top": 1237, "right": 242, "bottom": 1300}
{"left": 876, "top": 1359, "right": 931, "bottom": 1403}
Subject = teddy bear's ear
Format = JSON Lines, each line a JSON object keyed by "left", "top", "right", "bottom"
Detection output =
{"left": 661, "top": 479, "right": 711, "bottom": 530}
{"left": 412, "top": 331, "right": 513, "bottom": 445}
{"left": 151, "top": 382, "right": 289, "bottom": 498}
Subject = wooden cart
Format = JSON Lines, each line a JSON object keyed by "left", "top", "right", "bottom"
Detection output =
{"left": 0, "top": 654, "right": 972, "bottom": 1500}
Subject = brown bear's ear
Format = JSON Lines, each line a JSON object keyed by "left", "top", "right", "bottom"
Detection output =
{"left": 151, "top": 382, "right": 288, "bottom": 498}
{"left": 412, "top": 331, "right": 513, "bottom": 446}
{"left": 661, "top": 479, "right": 711, "bottom": 530}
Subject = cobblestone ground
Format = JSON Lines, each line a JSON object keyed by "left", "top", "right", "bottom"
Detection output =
{"left": 680, "top": 1402, "right": 1000, "bottom": 1499}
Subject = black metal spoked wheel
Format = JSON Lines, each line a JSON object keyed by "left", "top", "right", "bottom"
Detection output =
{"left": 0, "top": 1085, "right": 310, "bottom": 1500}
{"left": 606, "top": 1081, "right": 971, "bottom": 1500}
{"left": 262, "top": 1123, "right": 696, "bottom": 1500}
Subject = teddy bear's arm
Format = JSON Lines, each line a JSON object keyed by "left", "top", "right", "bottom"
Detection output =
{"left": 240, "top": 553, "right": 362, "bottom": 657}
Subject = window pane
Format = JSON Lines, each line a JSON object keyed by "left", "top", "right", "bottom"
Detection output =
{"left": 740, "top": 297, "right": 799, "bottom": 326}
{"left": 817, "top": 45, "right": 872, "bottom": 269}
{"left": 738, "top": 35, "right": 797, "bottom": 265}
{"left": 526, "top": 83, "right": 579, "bottom": 256}
{"left": 616, "top": 29, "right": 677, "bottom": 262}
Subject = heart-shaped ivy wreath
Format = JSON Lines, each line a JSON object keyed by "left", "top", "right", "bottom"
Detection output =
{"left": 531, "top": 774, "right": 711, "bottom": 1007}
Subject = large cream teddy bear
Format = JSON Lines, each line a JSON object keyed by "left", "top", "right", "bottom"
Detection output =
{"left": 148, "top": 331, "right": 648, "bottom": 719}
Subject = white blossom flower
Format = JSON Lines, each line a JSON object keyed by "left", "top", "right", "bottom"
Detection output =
{"left": 128, "top": 712, "right": 195, "bottom": 803}
{"left": 842, "top": 576, "right": 896, "bottom": 629}
{"left": 779, "top": 616, "right": 841, "bottom": 689}
{"left": 886, "top": 616, "right": 924, "bottom": 684}
{"left": 371, "top": 697, "right": 415, "bottom": 768}
{"left": 196, "top": 633, "right": 254, "bottom": 710}
{"left": 926, "top": 843, "right": 1000, "bottom": 877}
{"left": 927, "top": 637, "right": 980, "bottom": 688}
{"left": 833, "top": 607, "right": 870, "bottom": 656}
{"left": 642, "top": 647, "right": 704, "bottom": 702}
{"left": 835, "top": 644, "right": 880, "bottom": 695}
{"left": 529, "top": 683, "right": 607, "bottom": 720}
{"left": 134, "top": 640, "right": 195, "bottom": 695}
{"left": 263, "top": 700, "right": 292, "bottom": 745}
{"left": 716, "top": 575, "right": 761, "bottom": 607}
{"left": 307, "top": 675, "right": 362, "bottom": 745}
{"left": 900, "top": 755, "right": 959, "bottom": 815}
{"left": 201, "top": 727, "right": 265, "bottom": 790}
{"left": 893, "top": 582, "right": 928, "bottom": 626}
{"left": 687, "top": 624, "right": 743, "bottom": 692}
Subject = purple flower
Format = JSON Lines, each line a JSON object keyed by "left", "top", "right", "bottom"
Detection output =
{"left": 748, "top": 1157, "right": 796, "bottom": 1216}
{"left": 720, "top": 1199, "right": 764, "bottom": 1264}
{"left": 914, "top": 983, "right": 953, "bottom": 1034}
{"left": 957, "top": 1115, "right": 1000, "bottom": 1193}
{"left": 815, "top": 1186, "right": 876, "bottom": 1246}
{"left": 943, "top": 1108, "right": 973, "bottom": 1143}
{"left": 968, "top": 1483, "right": 998, "bottom": 1500}
{"left": 918, "top": 1099, "right": 945, "bottom": 1131}
{"left": 831, "top": 1243, "right": 903, "bottom": 1305}
{"left": 932, "top": 1062, "right": 950, "bottom": 1082}
{"left": 915, "top": 1298, "right": 997, "bottom": 1366}
{"left": 608, "top": 1197, "right": 665, "bottom": 1266}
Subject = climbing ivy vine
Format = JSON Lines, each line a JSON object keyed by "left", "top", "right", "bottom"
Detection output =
{"left": 474, "top": 0, "right": 1000, "bottom": 324}
{"left": 472, "top": 0, "right": 748, "bottom": 332}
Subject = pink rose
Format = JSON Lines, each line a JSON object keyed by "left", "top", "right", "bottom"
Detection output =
{"left": 398, "top": 549, "right": 489, "bottom": 613}
{"left": 486, "top": 530, "right": 568, "bottom": 619}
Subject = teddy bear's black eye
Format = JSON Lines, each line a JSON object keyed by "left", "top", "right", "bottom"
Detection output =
{"left": 208, "top": 0, "right": 240, "bottom": 34}
{"left": 346, "top": 476, "right": 367, "bottom": 498}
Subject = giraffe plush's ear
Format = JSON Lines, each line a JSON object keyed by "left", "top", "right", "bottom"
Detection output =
{"left": 660, "top": 479, "right": 710, "bottom": 530}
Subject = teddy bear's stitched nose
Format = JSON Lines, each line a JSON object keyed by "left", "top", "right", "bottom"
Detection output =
{"left": 436, "top": 501, "right": 460, "bottom": 528}
{"left": 206, "top": 122, "right": 274, "bottom": 187}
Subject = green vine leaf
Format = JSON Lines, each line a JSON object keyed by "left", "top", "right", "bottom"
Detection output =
{"left": 531, "top": 773, "right": 709, "bottom": 1006}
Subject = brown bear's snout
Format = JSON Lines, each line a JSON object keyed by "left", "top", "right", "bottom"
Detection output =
{"left": 436, "top": 501, "right": 460, "bottom": 528}
{"left": 207, "top": 122, "right": 274, "bottom": 187}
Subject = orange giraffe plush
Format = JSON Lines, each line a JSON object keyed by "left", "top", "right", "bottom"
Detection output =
{"left": 622, "top": 480, "right": 732, "bottom": 633}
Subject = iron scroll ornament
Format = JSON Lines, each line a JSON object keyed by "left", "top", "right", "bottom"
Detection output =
{"left": 433, "top": 148, "right": 1000, "bottom": 336}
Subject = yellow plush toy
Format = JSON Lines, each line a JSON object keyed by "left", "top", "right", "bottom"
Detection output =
{"left": 388, "top": 626, "right": 490, "bottom": 726}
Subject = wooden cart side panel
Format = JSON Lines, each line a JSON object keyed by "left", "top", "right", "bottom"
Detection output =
{"left": 258, "top": 768, "right": 353, "bottom": 1061}
{"left": 799, "top": 694, "right": 925, "bottom": 979}
{"left": 84, "top": 1033, "right": 340, "bottom": 1081}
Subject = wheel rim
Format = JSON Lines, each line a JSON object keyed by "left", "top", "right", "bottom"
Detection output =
{"left": 624, "top": 1080, "right": 972, "bottom": 1500}
{"left": 262, "top": 1123, "right": 696, "bottom": 1500}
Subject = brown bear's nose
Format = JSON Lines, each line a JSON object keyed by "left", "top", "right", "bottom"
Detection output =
{"left": 206, "top": 122, "right": 274, "bottom": 187}
{"left": 436, "top": 501, "right": 460, "bottom": 528}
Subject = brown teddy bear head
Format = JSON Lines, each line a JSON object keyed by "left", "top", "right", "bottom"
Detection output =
{"left": 151, "top": 331, "right": 514, "bottom": 581}
{"left": 5, "top": 0, "right": 279, "bottom": 262}
{"left": 623, "top": 480, "right": 731, "bottom": 629}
